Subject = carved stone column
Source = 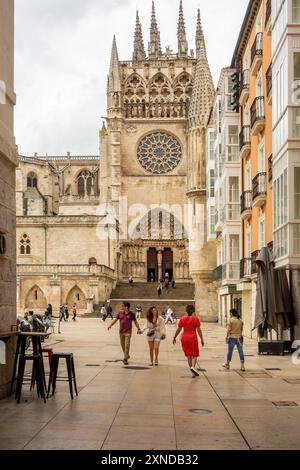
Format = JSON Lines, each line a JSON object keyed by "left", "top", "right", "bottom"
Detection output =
{"left": 157, "top": 249, "right": 163, "bottom": 281}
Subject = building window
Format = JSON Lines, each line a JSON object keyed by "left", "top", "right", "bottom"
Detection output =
{"left": 20, "top": 234, "right": 31, "bottom": 255}
{"left": 259, "top": 219, "right": 265, "bottom": 249}
{"left": 295, "top": 167, "right": 300, "bottom": 219}
{"left": 209, "top": 132, "right": 215, "bottom": 160}
{"left": 210, "top": 170, "right": 215, "bottom": 198}
{"left": 274, "top": 169, "right": 288, "bottom": 258}
{"left": 27, "top": 172, "right": 38, "bottom": 188}
{"left": 210, "top": 207, "right": 215, "bottom": 236}
{"left": 227, "top": 126, "right": 239, "bottom": 161}
{"left": 293, "top": 0, "right": 300, "bottom": 22}
{"left": 228, "top": 176, "right": 239, "bottom": 219}
{"left": 77, "top": 170, "right": 97, "bottom": 197}
{"left": 230, "top": 235, "right": 240, "bottom": 261}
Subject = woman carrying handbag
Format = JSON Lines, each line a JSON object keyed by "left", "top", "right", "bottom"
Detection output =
{"left": 145, "top": 306, "right": 166, "bottom": 367}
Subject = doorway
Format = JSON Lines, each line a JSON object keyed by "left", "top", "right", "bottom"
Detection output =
{"left": 162, "top": 248, "right": 173, "bottom": 279}
{"left": 147, "top": 248, "right": 158, "bottom": 282}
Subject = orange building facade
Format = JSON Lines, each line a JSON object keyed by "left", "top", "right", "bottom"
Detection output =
{"left": 232, "top": 0, "right": 273, "bottom": 337}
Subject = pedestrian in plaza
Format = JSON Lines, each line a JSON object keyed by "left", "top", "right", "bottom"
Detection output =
{"left": 136, "top": 304, "right": 143, "bottom": 320}
{"left": 165, "top": 305, "right": 175, "bottom": 324}
{"left": 173, "top": 305, "right": 205, "bottom": 377}
{"left": 59, "top": 304, "right": 66, "bottom": 322}
{"left": 157, "top": 283, "right": 162, "bottom": 298}
{"left": 222, "top": 309, "right": 245, "bottom": 372}
{"left": 72, "top": 303, "right": 77, "bottom": 321}
{"left": 145, "top": 306, "right": 166, "bottom": 367}
{"left": 45, "top": 304, "right": 52, "bottom": 318}
{"left": 65, "top": 304, "right": 69, "bottom": 321}
{"left": 171, "top": 278, "right": 176, "bottom": 289}
{"left": 129, "top": 275, "right": 134, "bottom": 285}
{"left": 100, "top": 304, "right": 106, "bottom": 320}
{"left": 103, "top": 301, "right": 113, "bottom": 321}
{"left": 108, "top": 302, "right": 142, "bottom": 365}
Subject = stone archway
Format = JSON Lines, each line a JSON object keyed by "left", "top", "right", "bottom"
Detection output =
{"left": 25, "top": 285, "right": 47, "bottom": 311}
{"left": 66, "top": 286, "right": 87, "bottom": 311}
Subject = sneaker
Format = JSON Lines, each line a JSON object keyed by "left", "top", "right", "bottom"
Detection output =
{"left": 190, "top": 367, "right": 200, "bottom": 377}
{"left": 155, "top": 362, "right": 158, "bottom": 366}
{"left": 222, "top": 363, "right": 230, "bottom": 370}
{"left": 241, "top": 364, "right": 246, "bottom": 372}
{"left": 123, "top": 359, "right": 128, "bottom": 366}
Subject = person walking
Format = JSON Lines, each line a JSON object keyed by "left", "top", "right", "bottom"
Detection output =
{"left": 145, "top": 306, "right": 166, "bottom": 366}
{"left": 65, "top": 304, "right": 69, "bottom": 321}
{"left": 157, "top": 283, "right": 162, "bottom": 298}
{"left": 100, "top": 304, "right": 106, "bottom": 320}
{"left": 108, "top": 302, "right": 142, "bottom": 365}
{"left": 171, "top": 278, "right": 176, "bottom": 289}
{"left": 173, "top": 305, "right": 205, "bottom": 377}
{"left": 129, "top": 275, "right": 133, "bottom": 285}
{"left": 136, "top": 304, "right": 143, "bottom": 320}
{"left": 45, "top": 304, "right": 52, "bottom": 318}
{"left": 222, "top": 309, "right": 245, "bottom": 372}
{"left": 59, "top": 304, "right": 66, "bottom": 322}
{"left": 165, "top": 305, "right": 175, "bottom": 324}
{"left": 72, "top": 303, "right": 77, "bottom": 322}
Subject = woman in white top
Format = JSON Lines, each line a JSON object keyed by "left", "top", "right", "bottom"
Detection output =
{"left": 146, "top": 306, "right": 166, "bottom": 367}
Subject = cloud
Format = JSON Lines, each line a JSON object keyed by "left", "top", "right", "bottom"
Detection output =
{"left": 15, "top": 0, "right": 249, "bottom": 156}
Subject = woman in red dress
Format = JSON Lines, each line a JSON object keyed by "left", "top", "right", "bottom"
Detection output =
{"left": 173, "top": 305, "right": 205, "bottom": 377}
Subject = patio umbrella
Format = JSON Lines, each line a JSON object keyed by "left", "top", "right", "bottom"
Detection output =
{"left": 254, "top": 247, "right": 278, "bottom": 338}
{"left": 254, "top": 247, "right": 295, "bottom": 338}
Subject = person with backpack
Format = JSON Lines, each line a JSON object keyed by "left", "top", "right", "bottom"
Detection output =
{"left": 72, "top": 303, "right": 77, "bottom": 322}
{"left": 222, "top": 309, "right": 245, "bottom": 372}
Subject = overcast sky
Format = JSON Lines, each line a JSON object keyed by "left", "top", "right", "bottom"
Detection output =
{"left": 15, "top": 0, "right": 249, "bottom": 156}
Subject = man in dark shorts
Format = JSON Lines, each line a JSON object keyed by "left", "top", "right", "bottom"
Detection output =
{"left": 108, "top": 302, "right": 142, "bottom": 365}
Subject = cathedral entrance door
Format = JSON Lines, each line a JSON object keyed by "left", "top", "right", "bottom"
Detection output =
{"left": 147, "top": 248, "right": 158, "bottom": 282}
{"left": 162, "top": 248, "right": 173, "bottom": 280}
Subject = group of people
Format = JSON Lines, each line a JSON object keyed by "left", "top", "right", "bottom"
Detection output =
{"left": 107, "top": 302, "right": 246, "bottom": 376}
{"left": 59, "top": 303, "right": 77, "bottom": 322}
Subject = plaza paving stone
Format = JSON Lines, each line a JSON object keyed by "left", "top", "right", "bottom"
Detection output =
{"left": 0, "top": 318, "right": 300, "bottom": 450}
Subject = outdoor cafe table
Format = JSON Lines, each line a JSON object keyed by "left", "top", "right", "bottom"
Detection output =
{"left": 9, "top": 332, "right": 51, "bottom": 398}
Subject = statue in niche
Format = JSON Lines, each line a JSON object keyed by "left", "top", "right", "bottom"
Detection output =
{"left": 132, "top": 104, "right": 137, "bottom": 118}
{"left": 138, "top": 102, "right": 144, "bottom": 118}
{"left": 170, "top": 102, "right": 174, "bottom": 118}
{"left": 151, "top": 103, "right": 156, "bottom": 118}
{"left": 157, "top": 103, "right": 162, "bottom": 118}
{"left": 175, "top": 102, "right": 181, "bottom": 118}
{"left": 113, "top": 92, "right": 119, "bottom": 107}
{"left": 145, "top": 103, "right": 150, "bottom": 118}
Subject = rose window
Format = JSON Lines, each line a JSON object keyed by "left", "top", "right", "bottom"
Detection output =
{"left": 137, "top": 132, "right": 182, "bottom": 174}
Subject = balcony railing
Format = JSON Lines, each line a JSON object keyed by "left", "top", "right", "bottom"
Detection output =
{"left": 241, "top": 69, "right": 250, "bottom": 91}
{"left": 251, "top": 32, "right": 263, "bottom": 67}
{"left": 239, "top": 125, "right": 251, "bottom": 151}
{"left": 251, "top": 250, "right": 260, "bottom": 275}
{"left": 268, "top": 155, "right": 273, "bottom": 184}
{"left": 240, "top": 70, "right": 250, "bottom": 105}
{"left": 212, "top": 265, "right": 223, "bottom": 282}
{"left": 240, "top": 258, "right": 252, "bottom": 278}
{"left": 241, "top": 191, "right": 252, "bottom": 215}
{"left": 253, "top": 172, "right": 267, "bottom": 204}
{"left": 250, "top": 97, "right": 265, "bottom": 133}
{"left": 266, "top": 63, "right": 272, "bottom": 102}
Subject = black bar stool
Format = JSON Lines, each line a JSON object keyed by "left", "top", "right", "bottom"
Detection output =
{"left": 15, "top": 354, "right": 46, "bottom": 404}
{"left": 47, "top": 353, "right": 78, "bottom": 400}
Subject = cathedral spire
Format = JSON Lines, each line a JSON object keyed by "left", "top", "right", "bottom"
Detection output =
{"left": 188, "top": 10, "right": 215, "bottom": 128}
{"left": 177, "top": 0, "right": 188, "bottom": 57}
{"left": 108, "top": 35, "right": 121, "bottom": 93}
{"left": 149, "top": 1, "right": 162, "bottom": 59}
{"left": 133, "top": 11, "right": 146, "bottom": 62}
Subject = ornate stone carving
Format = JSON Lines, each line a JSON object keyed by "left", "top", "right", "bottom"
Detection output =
{"left": 137, "top": 132, "right": 182, "bottom": 174}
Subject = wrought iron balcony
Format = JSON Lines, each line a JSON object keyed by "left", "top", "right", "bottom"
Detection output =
{"left": 212, "top": 265, "right": 223, "bottom": 282}
{"left": 251, "top": 32, "right": 263, "bottom": 75}
{"left": 253, "top": 172, "right": 267, "bottom": 207}
{"left": 240, "top": 70, "right": 250, "bottom": 105}
{"left": 239, "top": 125, "right": 251, "bottom": 159}
{"left": 241, "top": 191, "right": 252, "bottom": 220}
{"left": 240, "top": 258, "right": 252, "bottom": 279}
{"left": 266, "top": 63, "right": 272, "bottom": 104}
{"left": 251, "top": 250, "right": 260, "bottom": 275}
{"left": 251, "top": 97, "right": 265, "bottom": 135}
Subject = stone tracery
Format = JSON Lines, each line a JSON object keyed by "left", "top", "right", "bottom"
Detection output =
{"left": 137, "top": 132, "right": 182, "bottom": 174}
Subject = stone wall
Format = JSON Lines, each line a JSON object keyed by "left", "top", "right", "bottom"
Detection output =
{"left": 0, "top": 0, "right": 17, "bottom": 398}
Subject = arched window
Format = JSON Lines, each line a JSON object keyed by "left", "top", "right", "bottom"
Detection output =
{"left": 27, "top": 172, "right": 38, "bottom": 188}
{"left": 76, "top": 170, "right": 97, "bottom": 198}
{"left": 20, "top": 234, "right": 31, "bottom": 255}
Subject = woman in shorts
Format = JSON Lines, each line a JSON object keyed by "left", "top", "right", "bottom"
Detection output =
{"left": 145, "top": 306, "right": 166, "bottom": 367}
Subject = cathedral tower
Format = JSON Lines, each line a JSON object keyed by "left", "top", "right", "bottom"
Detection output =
{"left": 101, "top": 2, "right": 217, "bottom": 318}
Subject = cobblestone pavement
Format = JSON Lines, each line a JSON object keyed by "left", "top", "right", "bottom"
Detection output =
{"left": 1, "top": 318, "right": 300, "bottom": 450}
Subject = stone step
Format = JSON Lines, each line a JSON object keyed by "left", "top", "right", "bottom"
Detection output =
{"left": 110, "top": 282, "right": 195, "bottom": 301}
